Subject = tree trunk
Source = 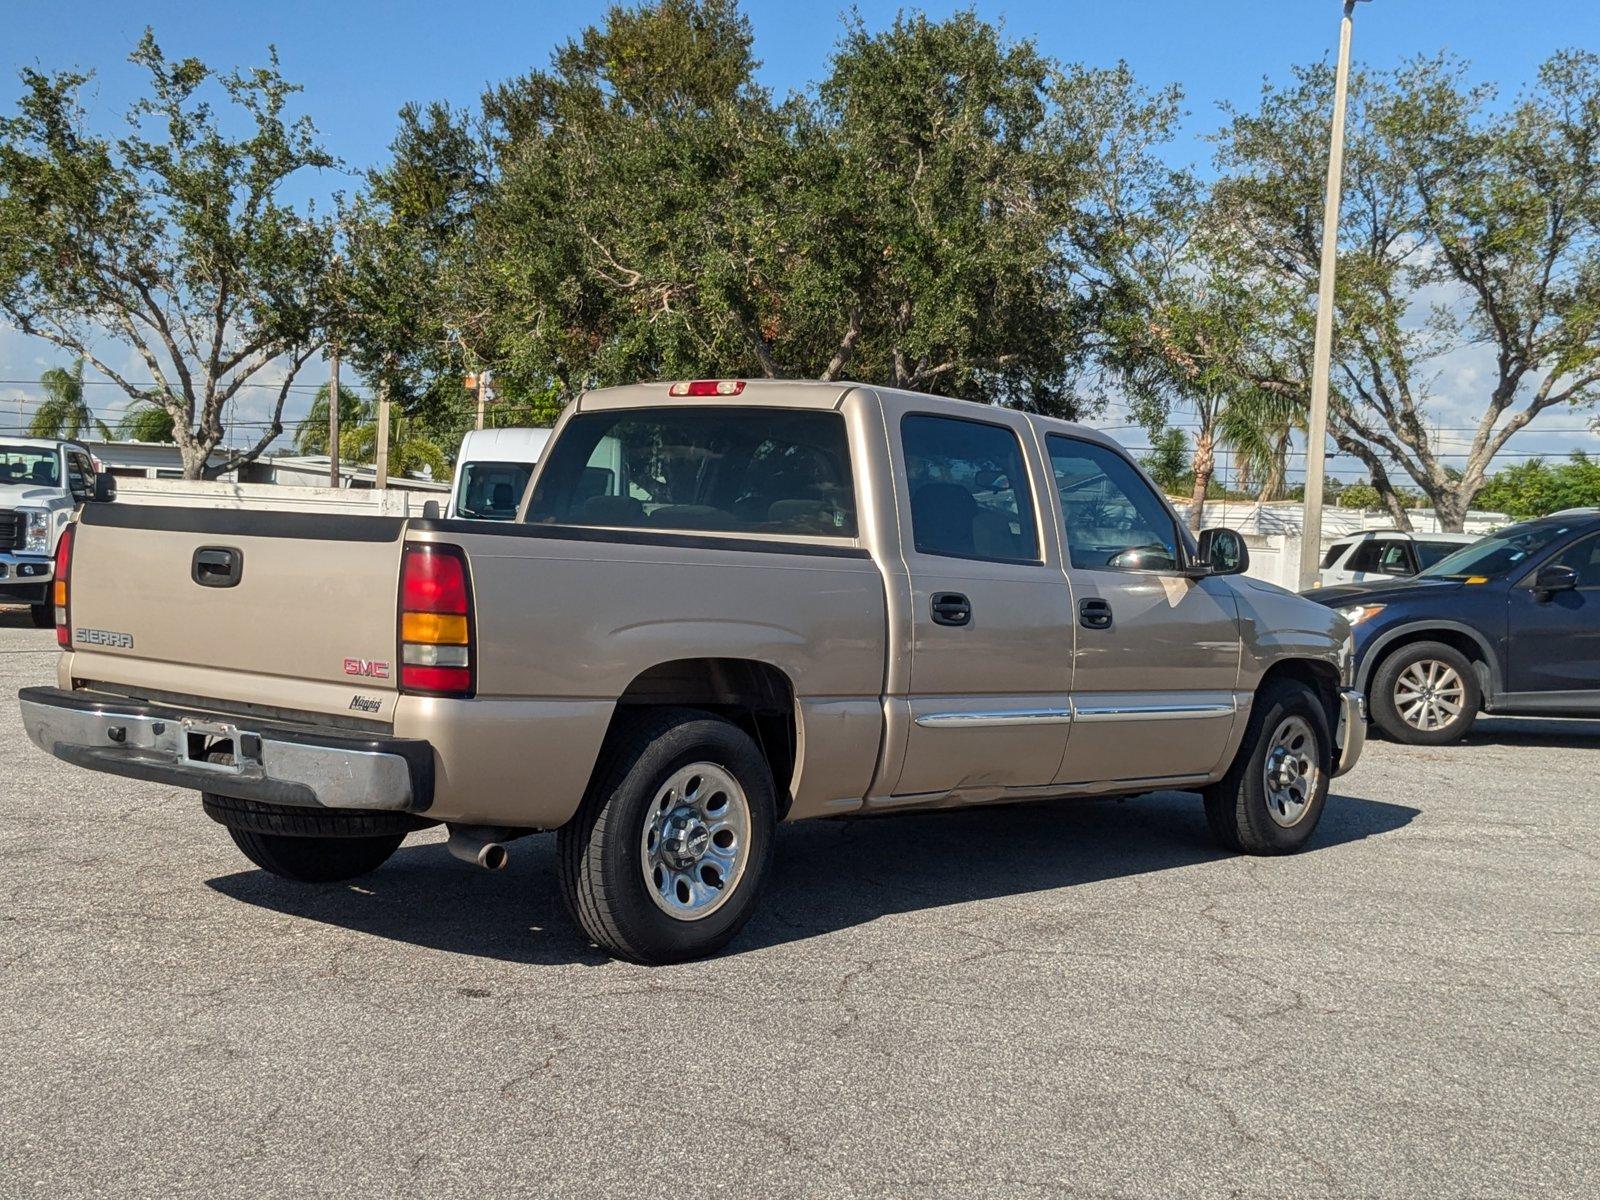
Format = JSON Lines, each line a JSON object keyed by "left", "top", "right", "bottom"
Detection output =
{"left": 1257, "top": 429, "right": 1289, "bottom": 502}
{"left": 1188, "top": 430, "right": 1215, "bottom": 533}
{"left": 1431, "top": 488, "right": 1468, "bottom": 534}
{"left": 1332, "top": 430, "right": 1412, "bottom": 532}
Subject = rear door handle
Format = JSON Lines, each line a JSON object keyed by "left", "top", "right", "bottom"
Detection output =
{"left": 192, "top": 546, "right": 243, "bottom": 588}
{"left": 1079, "top": 597, "right": 1113, "bottom": 630}
{"left": 930, "top": 592, "right": 972, "bottom": 627}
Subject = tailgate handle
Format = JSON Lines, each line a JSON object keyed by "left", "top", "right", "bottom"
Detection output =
{"left": 192, "top": 546, "right": 244, "bottom": 588}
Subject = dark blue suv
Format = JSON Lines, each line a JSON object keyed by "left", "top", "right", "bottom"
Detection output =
{"left": 1307, "top": 509, "right": 1600, "bottom": 744}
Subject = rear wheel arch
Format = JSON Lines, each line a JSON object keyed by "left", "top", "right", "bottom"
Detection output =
{"left": 603, "top": 658, "right": 798, "bottom": 818}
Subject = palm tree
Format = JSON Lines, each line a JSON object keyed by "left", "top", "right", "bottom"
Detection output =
{"left": 115, "top": 402, "right": 177, "bottom": 443}
{"left": 292, "top": 384, "right": 447, "bottom": 482}
{"left": 28, "top": 359, "right": 110, "bottom": 440}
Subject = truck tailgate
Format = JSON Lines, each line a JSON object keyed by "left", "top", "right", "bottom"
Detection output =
{"left": 64, "top": 506, "right": 407, "bottom": 714}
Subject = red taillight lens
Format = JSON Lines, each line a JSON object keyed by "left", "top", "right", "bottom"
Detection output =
{"left": 668, "top": 379, "right": 745, "bottom": 397}
{"left": 398, "top": 544, "right": 474, "bottom": 697}
{"left": 53, "top": 523, "right": 75, "bottom": 649}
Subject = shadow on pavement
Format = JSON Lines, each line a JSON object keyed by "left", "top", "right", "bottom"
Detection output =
{"left": 206, "top": 788, "right": 1418, "bottom": 966}
{"left": 1456, "top": 715, "right": 1600, "bottom": 750}
{"left": 0, "top": 605, "right": 50, "bottom": 630}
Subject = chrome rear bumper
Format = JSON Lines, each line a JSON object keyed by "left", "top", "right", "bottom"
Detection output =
{"left": 18, "top": 686, "right": 433, "bottom": 811}
{"left": 1334, "top": 687, "right": 1367, "bottom": 777}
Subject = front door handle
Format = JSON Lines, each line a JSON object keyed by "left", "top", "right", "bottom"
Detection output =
{"left": 930, "top": 592, "right": 972, "bottom": 627}
{"left": 1079, "top": 597, "right": 1113, "bottom": 630}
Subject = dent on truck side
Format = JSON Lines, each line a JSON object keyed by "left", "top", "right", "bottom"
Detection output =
{"left": 1225, "top": 574, "right": 1350, "bottom": 731}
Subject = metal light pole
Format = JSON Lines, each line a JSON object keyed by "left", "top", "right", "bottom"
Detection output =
{"left": 1298, "top": 0, "right": 1370, "bottom": 590}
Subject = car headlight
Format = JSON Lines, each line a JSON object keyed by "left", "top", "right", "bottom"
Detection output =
{"left": 1337, "top": 603, "right": 1386, "bottom": 627}
{"left": 22, "top": 509, "right": 50, "bottom": 554}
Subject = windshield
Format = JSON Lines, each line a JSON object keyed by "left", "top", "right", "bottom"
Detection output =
{"left": 454, "top": 461, "right": 536, "bottom": 520}
{"left": 0, "top": 445, "right": 60, "bottom": 488}
{"left": 1419, "top": 523, "right": 1571, "bottom": 579}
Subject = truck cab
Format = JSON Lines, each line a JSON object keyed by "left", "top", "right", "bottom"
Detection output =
{"left": 0, "top": 438, "right": 113, "bottom": 625}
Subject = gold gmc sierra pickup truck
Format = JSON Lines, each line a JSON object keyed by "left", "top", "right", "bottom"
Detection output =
{"left": 19, "top": 380, "right": 1364, "bottom": 963}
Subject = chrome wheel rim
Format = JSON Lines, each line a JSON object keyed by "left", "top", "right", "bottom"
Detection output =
{"left": 1394, "top": 660, "right": 1465, "bottom": 732}
{"left": 1262, "top": 715, "right": 1320, "bottom": 828}
{"left": 640, "top": 762, "right": 750, "bottom": 921}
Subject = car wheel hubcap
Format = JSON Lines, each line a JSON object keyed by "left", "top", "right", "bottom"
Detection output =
{"left": 640, "top": 763, "right": 750, "bottom": 921}
{"left": 1394, "top": 660, "right": 1465, "bottom": 732}
{"left": 1263, "top": 715, "right": 1320, "bottom": 828}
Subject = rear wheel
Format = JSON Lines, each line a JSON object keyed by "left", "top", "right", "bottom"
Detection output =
{"left": 29, "top": 603, "right": 53, "bottom": 629}
{"left": 225, "top": 827, "right": 405, "bottom": 883}
{"left": 202, "top": 792, "right": 422, "bottom": 883}
{"left": 1204, "top": 680, "right": 1332, "bottom": 855}
{"left": 558, "top": 708, "right": 776, "bottom": 964}
{"left": 1369, "top": 641, "right": 1480, "bottom": 745}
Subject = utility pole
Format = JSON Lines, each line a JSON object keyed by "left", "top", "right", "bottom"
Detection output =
{"left": 327, "top": 346, "right": 341, "bottom": 489}
{"left": 1298, "top": 0, "right": 1369, "bottom": 591}
{"left": 474, "top": 370, "right": 490, "bottom": 431}
{"left": 374, "top": 378, "right": 391, "bottom": 491}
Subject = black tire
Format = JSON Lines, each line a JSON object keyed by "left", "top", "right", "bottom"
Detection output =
{"left": 557, "top": 708, "right": 777, "bottom": 965}
{"left": 1368, "top": 640, "right": 1480, "bottom": 745}
{"left": 202, "top": 793, "right": 423, "bottom": 883}
{"left": 1203, "top": 680, "right": 1333, "bottom": 855}
{"left": 225, "top": 826, "right": 405, "bottom": 883}
{"left": 29, "top": 603, "right": 54, "bottom": 629}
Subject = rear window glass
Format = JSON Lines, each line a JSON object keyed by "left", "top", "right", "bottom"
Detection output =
{"left": 525, "top": 407, "right": 857, "bottom": 537}
{"left": 1320, "top": 543, "right": 1348, "bottom": 569}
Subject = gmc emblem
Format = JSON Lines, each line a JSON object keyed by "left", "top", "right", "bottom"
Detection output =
{"left": 343, "top": 658, "right": 391, "bottom": 679}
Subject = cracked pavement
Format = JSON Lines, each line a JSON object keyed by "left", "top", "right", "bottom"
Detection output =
{"left": 1, "top": 607, "right": 1596, "bottom": 1198}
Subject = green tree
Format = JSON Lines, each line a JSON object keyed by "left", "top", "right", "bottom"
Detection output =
{"left": 1337, "top": 482, "right": 1382, "bottom": 510}
{"left": 1475, "top": 452, "right": 1600, "bottom": 519}
{"left": 28, "top": 359, "right": 110, "bottom": 440}
{"left": 1213, "top": 52, "right": 1600, "bottom": 530}
{"left": 291, "top": 383, "right": 367, "bottom": 456}
{"left": 462, "top": 2, "right": 1180, "bottom": 417}
{"left": 115, "top": 402, "right": 176, "bottom": 442}
{"left": 1139, "top": 427, "right": 1190, "bottom": 495}
{"left": 0, "top": 32, "right": 337, "bottom": 478}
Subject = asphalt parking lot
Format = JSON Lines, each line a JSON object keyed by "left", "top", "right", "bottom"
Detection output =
{"left": 1, "top": 605, "right": 1595, "bottom": 1199}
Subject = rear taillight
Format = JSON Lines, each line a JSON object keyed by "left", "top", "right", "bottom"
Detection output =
{"left": 398, "top": 543, "right": 474, "bottom": 697}
{"left": 53, "top": 523, "right": 75, "bottom": 649}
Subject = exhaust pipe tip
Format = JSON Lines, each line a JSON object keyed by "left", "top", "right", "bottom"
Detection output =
{"left": 447, "top": 830, "right": 509, "bottom": 871}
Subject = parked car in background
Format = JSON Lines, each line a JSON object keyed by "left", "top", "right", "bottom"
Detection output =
{"left": 1309, "top": 510, "right": 1600, "bottom": 744}
{"left": 21, "top": 379, "right": 1364, "bottom": 963}
{"left": 446, "top": 427, "right": 551, "bottom": 520}
{"left": 0, "top": 438, "right": 114, "bottom": 626}
{"left": 1315, "top": 529, "right": 1479, "bottom": 588}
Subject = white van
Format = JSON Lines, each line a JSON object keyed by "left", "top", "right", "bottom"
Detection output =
{"left": 446, "top": 428, "right": 552, "bottom": 520}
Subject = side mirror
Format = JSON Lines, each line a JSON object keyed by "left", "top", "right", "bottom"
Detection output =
{"left": 1191, "top": 527, "right": 1249, "bottom": 578}
{"left": 92, "top": 474, "right": 117, "bottom": 503}
{"left": 1531, "top": 563, "right": 1577, "bottom": 599}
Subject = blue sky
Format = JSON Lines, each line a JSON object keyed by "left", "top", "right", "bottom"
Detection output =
{"left": 3, "top": 1, "right": 1598, "bottom": 474}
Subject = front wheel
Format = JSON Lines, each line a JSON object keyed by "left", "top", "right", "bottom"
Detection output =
{"left": 557, "top": 708, "right": 776, "bottom": 964}
{"left": 1369, "top": 641, "right": 1480, "bottom": 745}
{"left": 1204, "top": 680, "right": 1332, "bottom": 855}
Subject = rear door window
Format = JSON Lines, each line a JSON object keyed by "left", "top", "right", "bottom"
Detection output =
{"left": 526, "top": 407, "right": 857, "bottom": 537}
{"left": 900, "top": 414, "right": 1039, "bottom": 563}
{"left": 1414, "top": 541, "right": 1461, "bottom": 570}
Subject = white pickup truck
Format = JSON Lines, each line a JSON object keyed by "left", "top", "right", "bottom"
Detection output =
{"left": 0, "top": 438, "right": 115, "bottom": 625}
